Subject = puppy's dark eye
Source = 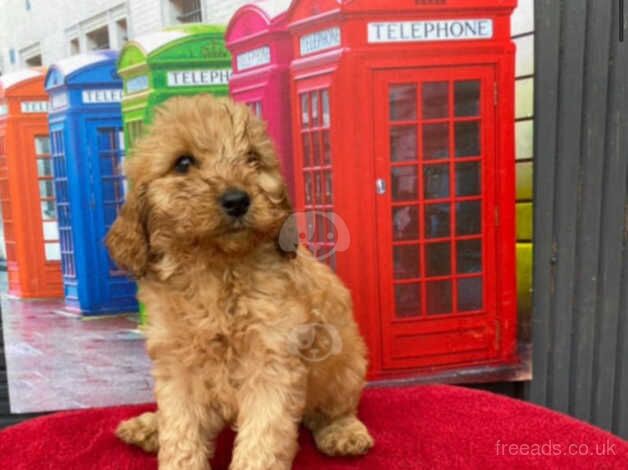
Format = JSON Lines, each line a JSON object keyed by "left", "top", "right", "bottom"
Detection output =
{"left": 246, "top": 151, "right": 260, "bottom": 167}
{"left": 174, "top": 155, "right": 196, "bottom": 174}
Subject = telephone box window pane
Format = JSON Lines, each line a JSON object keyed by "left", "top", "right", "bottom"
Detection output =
{"left": 458, "top": 277, "right": 483, "bottom": 311}
{"left": 37, "top": 158, "right": 53, "bottom": 177}
{"left": 456, "top": 162, "right": 481, "bottom": 196}
{"left": 456, "top": 201, "right": 482, "bottom": 235}
{"left": 315, "top": 212, "right": 326, "bottom": 242}
{"left": 455, "top": 121, "right": 481, "bottom": 157}
{"left": 454, "top": 81, "right": 480, "bottom": 117}
{"left": 457, "top": 239, "right": 482, "bottom": 273}
{"left": 389, "top": 84, "right": 417, "bottom": 121}
{"left": 391, "top": 166, "right": 418, "bottom": 201}
{"left": 34, "top": 136, "right": 50, "bottom": 155}
{"left": 424, "top": 164, "right": 450, "bottom": 199}
{"left": 311, "top": 91, "right": 320, "bottom": 127}
{"left": 395, "top": 283, "right": 421, "bottom": 317}
{"left": 302, "top": 134, "right": 311, "bottom": 167}
{"left": 393, "top": 245, "right": 420, "bottom": 279}
{"left": 322, "top": 130, "right": 331, "bottom": 164}
{"left": 39, "top": 180, "right": 55, "bottom": 198}
{"left": 426, "top": 280, "right": 452, "bottom": 315}
{"left": 42, "top": 221, "right": 59, "bottom": 241}
{"left": 304, "top": 172, "right": 313, "bottom": 205}
{"left": 392, "top": 206, "right": 419, "bottom": 241}
{"left": 325, "top": 210, "right": 338, "bottom": 242}
{"left": 390, "top": 126, "right": 417, "bottom": 162}
{"left": 45, "top": 242, "right": 61, "bottom": 261}
{"left": 422, "top": 82, "right": 449, "bottom": 119}
{"left": 426, "top": 242, "right": 451, "bottom": 276}
{"left": 314, "top": 171, "right": 323, "bottom": 204}
{"left": 311, "top": 131, "right": 321, "bottom": 166}
{"left": 324, "top": 171, "right": 333, "bottom": 203}
{"left": 425, "top": 203, "right": 450, "bottom": 238}
{"left": 321, "top": 89, "right": 330, "bottom": 127}
{"left": 300, "top": 93, "right": 309, "bottom": 128}
{"left": 423, "top": 123, "right": 449, "bottom": 160}
{"left": 41, "top": 201, "right": 56, "bottom": 221}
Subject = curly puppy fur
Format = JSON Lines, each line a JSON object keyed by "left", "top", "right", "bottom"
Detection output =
{"left": 107, "top": 95, "right": 373, "bottom": 470}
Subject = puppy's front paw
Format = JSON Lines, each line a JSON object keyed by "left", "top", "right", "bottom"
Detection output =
{"left": 314, "top": 416, "right": 374, "bottom": 457}
{"left": 116, "top": 411, "right": 159, "bottom": 453}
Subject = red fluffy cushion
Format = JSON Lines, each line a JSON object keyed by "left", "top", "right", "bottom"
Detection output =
{"left": 1, "top": 385, "right": 626, "bottom": 469}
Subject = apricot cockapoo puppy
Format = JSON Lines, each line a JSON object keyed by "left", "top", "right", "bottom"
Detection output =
{"left": 107, "top": 95, "right": 373, "bottom": 470}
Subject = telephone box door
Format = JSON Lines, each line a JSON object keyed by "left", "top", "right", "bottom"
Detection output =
{"left": 374, "top": 65, "right": 499, "bottom": 371}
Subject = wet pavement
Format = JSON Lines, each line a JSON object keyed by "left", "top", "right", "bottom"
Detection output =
{"left": 1, "top": 274, "right": 154, "bottom": 413}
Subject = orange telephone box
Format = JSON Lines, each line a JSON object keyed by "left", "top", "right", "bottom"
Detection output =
{"left": 286, "top": 0, "right": 518, "bottom": 380}
{"left": 0, "top": 69, "right": 62, "bottom": 298}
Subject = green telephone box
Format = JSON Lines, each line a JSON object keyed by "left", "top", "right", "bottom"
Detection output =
{"left": 118, "top": 24, "right": 231, "bottom": 324}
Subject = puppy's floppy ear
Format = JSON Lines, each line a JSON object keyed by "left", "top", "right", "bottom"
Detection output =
{"left": 106, "top": 184, "right": 149, "bottom": 278}
{"left": 276, "top": 190, "right": 299, "bottom": 259}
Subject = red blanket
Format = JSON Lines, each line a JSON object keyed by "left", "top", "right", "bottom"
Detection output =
{"left": 1, "top": 385, "right": 626, "bottom": 469}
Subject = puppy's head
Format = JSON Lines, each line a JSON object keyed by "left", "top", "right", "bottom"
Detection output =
{"left": 106, "top": 94, "right": 295, "bottom": 277}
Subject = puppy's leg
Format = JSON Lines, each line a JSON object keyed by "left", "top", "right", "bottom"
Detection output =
{"left": 156, "top": 377, "right": 224, "bottom": 470}
{"left": 229, "top": 359, "right": 307, "bottom": 470}
{"left": 116, "top": 411, "right": 159, "bottom": 453}
{"left": 304, "top": 412, "right": 373, "bottom": 456}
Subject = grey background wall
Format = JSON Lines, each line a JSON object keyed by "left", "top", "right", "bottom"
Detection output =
{"left": 529, "top": 0, "right": 628, "bottom": 439}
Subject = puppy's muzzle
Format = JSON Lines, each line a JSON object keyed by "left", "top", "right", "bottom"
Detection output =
{"left": 220, "top": 188, "right": 251, "bottom": 218}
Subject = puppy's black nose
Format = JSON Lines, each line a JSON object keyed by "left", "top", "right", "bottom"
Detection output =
{"left": 220, "top": 189, "right": 250, "bottom": 218}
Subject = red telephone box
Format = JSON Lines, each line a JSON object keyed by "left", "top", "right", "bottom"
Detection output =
{"left": 0, "top": 69, "right": 63, "bottom": 298}
{"left": 286, "top": 0, "right": 518, "bottom": 380}
{"left": 226, "top": 1, "right": 295, "bottom": 199}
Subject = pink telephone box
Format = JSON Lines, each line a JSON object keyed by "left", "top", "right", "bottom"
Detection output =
{"left": 226, "top": 0, "right": 295, "bottom": 199}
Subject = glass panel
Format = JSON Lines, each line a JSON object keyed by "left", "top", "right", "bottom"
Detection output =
{"left": 41, "top": 200, "right": 56, "bottom": 221}
{"left": 390, "top": 126, "right": 417, "bottom": 162}
{"left": 423, "top": 164, "right": 450, "bottom": 199}
{"left": 422, "top": 82, "right": 449, "bottom": 119}
{"left": 324, "top": 171, "right": 333, "bottom": 203}
{"left": 393, "top": 245, "right": 420, "bottom": 279}
{"left": 455, "top": 121, "right": 481, "bottom": 157}
{"left": 457, "top": 239, "right": 482, "bottom": 273}
{"left": 454, "top": 81, "right": 480, "bottom": 117}
{"left": 302, "top": 133, "right": 311, "bottom": 167}
{"left": 425, "top": 203, "right": 450, "bottom": 238}
{"left": 456, "top": 162, "right": 481, "bottom": 196}
{"left": 423, "top": 123, "right": 449, "bottom": 160}
{"left": 304, "top": 172, "right": 313, "bottom": 205}
{"left": 426, "top": 280, "right": 452, "bottom": 315}
{"left": 37, "top": 158, "right": 54, "bottom": 177}
{"left": 325, "top": 210, "right": 337, "bottom": 242}
{"left": 314, "top": 171, "right": 323, "bottom": 204}
{"left": 39, "top": 180, "right": 55, "bottom": 198}
{"left": 426, "top": 242, "right": 451, "bottom": 276}
{"left": 45, "top": 242, "right": 61, "bottom": 261}
{"left": 395, "top": 283, "right": 421, "bottom": 318}
{"left": 321, "top": 89, "right": 330, "bottom": 127}
{"left": 456, "top": 201, "right": 482, "bottom": 235}
{"left": 391, "top": 166, "right": 418, "bottom": 201}
{"left": 389, "top": 84, "right": 417, "bottom": 121}
{"left": 300, "top": 93, "right": 309, "bottom": 129}
{"left": 311, "top": 91, "right": 320, "bottom": 127}
{"left": 34, "top": 136, "right": 50, "bottom": 155}
{"left": 458, "top": 277, "right": 483, "bottom": 311}
{"left": 322, "top": 130, "right": 331, "bottom": 164}
{"left": 42, "top": 221, "right": 59, "bottom": 241}
{"left": 315, "top": 211, "right": 326, "bottom": 242}
{"left": 311, "top": 131, "right": 321, "bottom": 166}
{"left": 392, "top": 206, "right": 419, "bottom": 241}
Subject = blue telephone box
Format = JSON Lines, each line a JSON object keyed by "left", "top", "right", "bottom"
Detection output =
{"left": 45, "top": 51, "right": 137, "bottom": 315}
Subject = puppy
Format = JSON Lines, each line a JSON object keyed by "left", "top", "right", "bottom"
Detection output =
{"left": 107, "top": 95, "right": 373, "bottom": 470}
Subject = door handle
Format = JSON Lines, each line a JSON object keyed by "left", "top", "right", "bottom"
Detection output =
{"left": 376, "top": 178, "right": 387, "bottom": 195}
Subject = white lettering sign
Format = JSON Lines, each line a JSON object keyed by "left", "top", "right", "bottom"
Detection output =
{"left": 0, "top": 104, "right": 7, "bottom": 117}
{"left": 126, "top": 75, "right": 149, "bottom": 94}
{"left": 368, "top": 19, "right": 493, "bottom": 43}
{"left": 166, "top": 69, "right": 232, "bottom": 87}
{"left": 82, "top": 89, "right": 123, "bottom": 104}
{"left": 300, "top": 27, "right": 341, "bottom": 56}
{"left": 50, "top": 92, "right": 69, "bottom": 110}
{"left": 21, "top": 101, "right": 49, "bottom": 113}
{"left": 237, "top": 46, "right": 271, "bottom": 71}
